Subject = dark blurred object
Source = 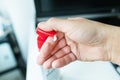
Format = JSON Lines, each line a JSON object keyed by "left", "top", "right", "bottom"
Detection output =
{"left": 94, "top": 16, "right": 120, "bottom": 26}
{"left": 35, "top": 0, "right": 120, "bottom": 17}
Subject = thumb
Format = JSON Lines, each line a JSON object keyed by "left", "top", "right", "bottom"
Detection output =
{"left": 37, "top": 18, "right": 70, "bottom": 33}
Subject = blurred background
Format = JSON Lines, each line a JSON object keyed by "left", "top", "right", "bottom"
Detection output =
{"left": 0, "top": 0, "right": 120, "bottom": 80}
{"left": 0, "top": 0, "right": 35, "bottom": 80}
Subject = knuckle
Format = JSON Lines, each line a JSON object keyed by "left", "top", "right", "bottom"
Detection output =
{"left": 63, "top": 46, "right": 71, "bottom": 53}
{"left": 47, "top": 17, "right": 57, "bottom": 23}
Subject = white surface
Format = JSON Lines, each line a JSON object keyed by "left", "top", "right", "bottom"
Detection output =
{"left": 0, "top": 0, "right": 35, "bottom": 62}
{"left": 60, "top": 61, "right": 120, "bottom": 80}
{"left": 0, "top": 43, "right": 17, "bottom": 72}
{"left": 26, "top": 26, "right": 43, "bottom": 80}
{"left": 27, "top": 27, "right": 120, "bottom": 80}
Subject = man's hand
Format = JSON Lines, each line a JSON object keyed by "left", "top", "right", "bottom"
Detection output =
{"left": 37, "top": 18, "right": 120, "bottom": 69}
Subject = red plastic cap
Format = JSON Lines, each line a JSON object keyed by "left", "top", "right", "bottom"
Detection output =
{"left": 36, "top": 28, "right": 56, "bottom": 49}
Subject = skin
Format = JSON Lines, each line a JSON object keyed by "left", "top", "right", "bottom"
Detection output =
{"left": 36, "top": 17, "right": 120, "bottom": 69}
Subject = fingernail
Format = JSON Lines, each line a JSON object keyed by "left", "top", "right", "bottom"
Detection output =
{"left": 53, "top": 35, "right": 57, "bottom": 41}
{"left": 52, "top": 62, "right": 57, "bottom": 68}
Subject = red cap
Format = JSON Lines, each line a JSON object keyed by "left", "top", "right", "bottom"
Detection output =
{"left": 36, "top": 28, "right": 56, "bottom": 49}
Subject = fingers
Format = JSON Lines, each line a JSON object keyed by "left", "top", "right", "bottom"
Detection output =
{"left": 43, "top": 46, "right": 71, "bottom": 69}
{"left": 37, "top": 32, "right": 64, "bottom": 65}
{"left": 37, "top": 37, "right": 55, "bottom": 65}
{"left": 37, "top": 31, "right": 77, "bottom": 69}
{"left": 52, "top": 53, "right": 77, "bottom": 68}
{"left": 51, "top": 38, "right": 66, "bottom": 55}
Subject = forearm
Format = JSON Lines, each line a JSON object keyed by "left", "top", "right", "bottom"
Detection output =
{"left": 104, "top": 24, "right": 120, "bottom": 65}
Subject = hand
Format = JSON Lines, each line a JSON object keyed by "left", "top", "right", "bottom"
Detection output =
{"left": 36, "top": 18, "right": 119, "bottom": 69}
